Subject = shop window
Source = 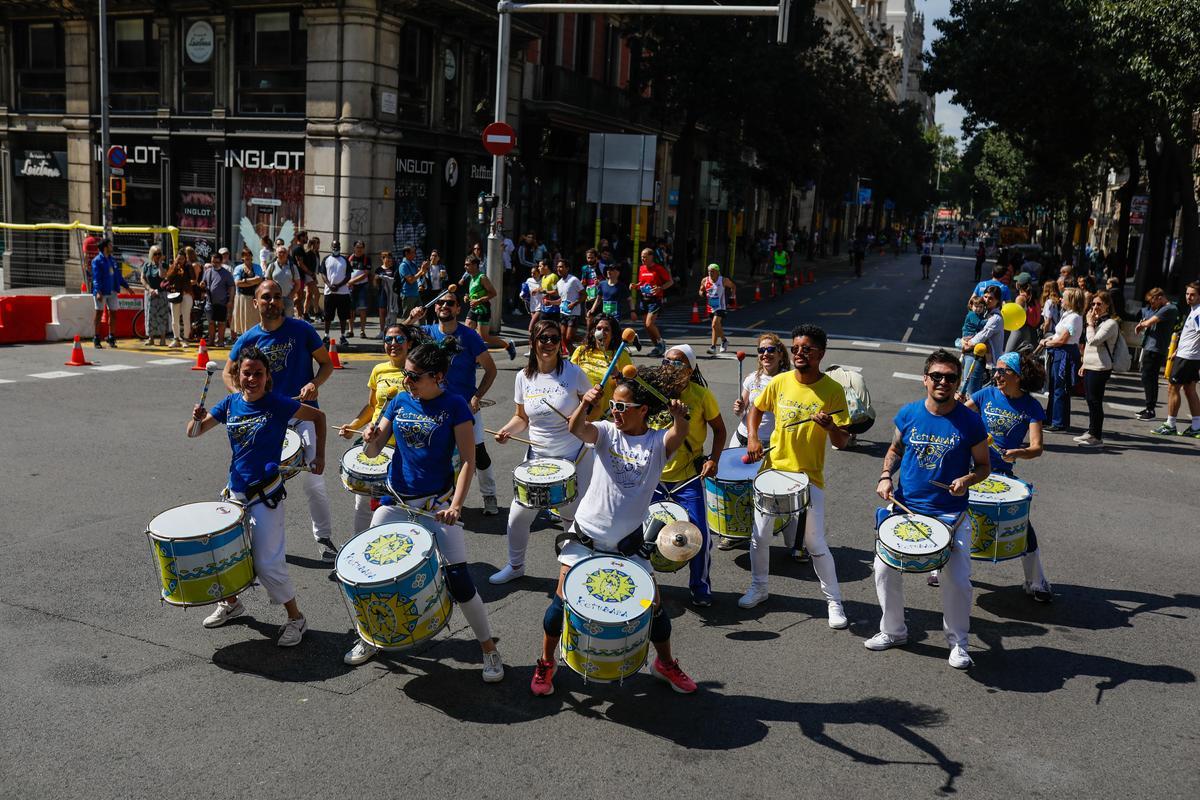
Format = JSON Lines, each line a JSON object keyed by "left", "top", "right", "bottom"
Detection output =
{"left": 467, "top": 47, "right": 493, "bottom": 133}
{"left": 181, "top": 19, "right": 216, "bottom": 113}
{"left": 234, "top": 10, "right": 307, "bottom": 115}
{"left": 573, "top": 16, "right": 592, "bottom": 76}
{"left": 13, "top": 22, "right": 66, "bottom": 112}
{"left": 109, "top": 17, "right": 161, "bottom": 112}
{"left": 397, "top": 22, "right": 432, "bottom": 125}
{"left": 440, "top": 40, "right": 461, "bottom": 131}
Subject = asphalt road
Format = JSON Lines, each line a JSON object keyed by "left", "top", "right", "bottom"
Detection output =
{"left": 1, "top": 249, "right": 1196, "bottom": 800}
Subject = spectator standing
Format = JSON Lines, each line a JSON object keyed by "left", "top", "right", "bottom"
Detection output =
{"left": 1040, "top": 287, "right": 1085, "bottom": 432}
{"left": 232, "top": 246, "right": 263, "bottom": 338}
{"left": 1151, "top": 282, "right": 1200, "bottom": 437}
{"left": 397, "top": 245, "right": 425, "bottom": 318}
{"left": 973, "top": 243, "right": 987, "bottom": 282}
{"left": 140, "top": 244, "right": 170, "bottom": 346}
{"left": 258, "top": 236, "right": 273, "bottom": 272}
{"left": 959, "top": 295, "right": 986, "bottom": 348}
{"left": 420, "top": 249, "right": 448, "bottom": 307}
{"left": 374, "top": 250, "right": 397, "bottom": 334}
{"left": 347, "top": 241, "right": 373, "bottom": 339}
{"left": 264, "top": 245, "right": 300, "bottom": 317}
{"left": 1133, "top": 287, "right": 1178, "bottom": 420}
{"left": 962, "top": 286, "right": 1004, "bottom": 397}
{"left": 201, "top": 249, "right": 236, "bottom": 345}
{"left": 90, "top": 238, "right": 129, "bottom": 348}
{"left": 1005, "top": 274, "right": 1038, "bottom": 353}
{"left": 1039, "top": 282, "right": 1061, "bottom": 336}
{"left": 164, "top": 254, "right": 195, "bottom": 348}
{"left": 973, "top": 264, "right": 1013, "bottom": 302}
{"left": 1075, "top": 292, "right": 1121, "bottom": 447}
{"left": 289, "top": 232, "right": 311, "bottom": 320}
{"left": 321, "top": 239, "right": 353, "bottom": 343}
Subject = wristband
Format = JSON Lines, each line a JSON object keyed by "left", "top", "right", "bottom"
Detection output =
{"left": 878, "top": 475, "right": 892, "bottom": 482}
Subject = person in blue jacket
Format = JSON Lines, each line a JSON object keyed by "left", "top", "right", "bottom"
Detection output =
{"left": 91, "top": 238, "right": 130, "bottom": 348}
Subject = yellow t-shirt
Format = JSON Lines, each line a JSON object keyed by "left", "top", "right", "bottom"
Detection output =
{"left": 653, "top": 382, "right": 720, "bottom": 483}
{"left": 570, "top": 345, "right": 631, "bottom": 415}
{"left": 753, "top": 372, "right": 849, "bottom": 489}
{"left": 368, "top": 362, "right": 406, "bottom": 445}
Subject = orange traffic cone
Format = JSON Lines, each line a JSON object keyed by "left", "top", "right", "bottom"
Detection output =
{"left": 808, "top": 268, "right": 815, "bottom": 283}
{"left": 64, "top": 336, "right": 94, "bottom": 367}
{"left": 770, "top": 281, "right": 777, "bottom": 298}
{"left": 689, "top": 302, "right": 701, "bottom": 325}
{"left": 730, "top": 293, "right": 739, "bottom": 311}
{"left": 329, "top": 337, "right": 348, "bottom": 369}
{"left": 191, "top": 338, "right": 211, "bottom": 370}
{"left": 754, "top": 284, "right": 762, "bottom": 302}
{"left": 79, "top": 280, "right": 88, "bottom": 293}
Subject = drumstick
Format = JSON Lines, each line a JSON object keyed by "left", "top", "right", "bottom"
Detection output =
{"left": 959, "top": 342, "right": 988, "bottom": 391}
{"left": 189, "top": 362, "right": 220, "bottom": 434}
{"left": 619, "top": 364, "right": 671, "bottom": 406}
{"left": 736, "top": 350, "right": 747, "bottom": 418}
{"left": 783, "top": 409, "right": 845, "bottom": 429}
{"left": 486, "top": 428, "right": 537, "bottom": 447}
{"left": 541, "top": 397, "right": 570, "bottom": 422}
{"left": 422, "top": 283, "right": 459, "bottom": 309}
{"left": 741, "top": 445, "right": 774, "bottom": 464}
{"left": 890, "top": 497, "right": 918, "bottom": 516}
{"left": 929, "top": 480, "right": 953, "bottom": 491}
{"left": 596, "top": 329, "right": 639, "bottom": 392}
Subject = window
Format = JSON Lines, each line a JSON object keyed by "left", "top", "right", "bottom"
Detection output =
{"left": 573, "top": 16, "right": 592, "bottom": 76}
{"left": 234, "top": 10, "right": 307, "bottom": 115}
{"left": 467, "top": 47, "right": 494, "bottom": 132}
{"left": 13, "top": 22, "right": 65, "bottom": 112}
{"left": 440, "top": 40, "right": 461, "bottom": 131}
{"left": 181, "top": 19, "right": 216, "bottom": 113}
{"left": 108, "top": 17, "right": 160, "bottom": 112}
{"left": 397, "top": 22, "right": 432, "bottom": 125}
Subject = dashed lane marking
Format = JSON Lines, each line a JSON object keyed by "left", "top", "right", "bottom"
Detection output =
{"left": 775, "top": 308, "right": 790, "bottom": 316}
{"left": 0, "top": 379, "right": 14, "bottom": 384}
{"left": 747, "top": 320, "right": 765, "bottom": 329}
{"left": 905, "top": 346, "right": 936, "bottom": 354}
{"left": 147, "top": 358, "right": 192, "bottom": 365}
{"left": 30, "top": 371, "right": 82, "bottom": 379}
{"left": 1107, "top": 402, "right": 1143, "bottom": 413}
{"left": 852, "top": 340, "right": 881, "bottom": 348}
{"left": 918, "top": 303, "right": 925, "bottom": 310}
{"left": 799, "top": 297, "right": 811, "bottom": 304}
{"left": 893, "top": 372, "right": 923, "bottom": 381}
{"left": 912, "top": 314, "right": 920, "bottom": 322}
{"left": 90, "top": 364, "right": 141, "bottom": 372}
{"left": 901, "top": 327, "right": 913, "bottom": 343}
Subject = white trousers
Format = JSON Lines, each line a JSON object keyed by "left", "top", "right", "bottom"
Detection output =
{"left": 873, "top": 515, "right": 972, "bottom": 648}
{"left": 748, "top": 485, "right": 842, "bottom": 602}
{"left": 1022, "top": 548, "right": 1049, "bottom": 592}
{"left": 504, "top": 445, "right": 594, "bottom": 568}
{"left": 370, "top": 501, "right": 493, "bottom": 644}
{"left": 471, "top": 413, "right": 497, "bottom": 497}
{"left": 242, "top": 497, "right": 295, "bottom": 605}
{"left": 353, "top": 494, "right": 375, "bottom": 535}
{"left": 294, "top": 420, "right": 333, "bottom": 541}
{"left": 170, "top": 295, "right": 193, "bottom": 341}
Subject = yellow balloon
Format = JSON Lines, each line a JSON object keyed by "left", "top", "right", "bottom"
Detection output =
{"left": 1001, "top": 302, "right": 1025, "bottom": 331}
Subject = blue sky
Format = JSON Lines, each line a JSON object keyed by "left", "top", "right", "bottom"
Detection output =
{"left": 920, "top": 0, "right": 968, "bottom": 145}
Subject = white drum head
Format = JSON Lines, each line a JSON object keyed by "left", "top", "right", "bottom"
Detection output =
{"left": 336, "top": 522, "right": 434, "bottom": 584}
{"left": 717, "top": 447, "right": 760, "bottom": 481}
{"left": 968, "top": 474, "right": 1030, "bottom": 505}
{"left": 563, "top": 556, "right": 655, "bottom": 624}
{"left": 514, "top": 458, "right": 575, "bottom": 486}
{"left": 149, "top": 501, "right": 243, "bottom": 540}
{"left": 878, "top": 514, "right": 951, "bottom": 556}
{"left": 341, "top": 445, "right": 392, "bottom": 476}
{"left": 753, "top": 469, "right": 810, "bottom": 495}
{"left": 281, "top": 429, "right": 302, "bottom": 460}
{"left": 645, "top": 501, "right": 689, "bottom": 527}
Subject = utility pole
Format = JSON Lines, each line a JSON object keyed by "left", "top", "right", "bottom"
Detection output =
{"left": 98, "top": 0, "right": 113, "bottom": 237}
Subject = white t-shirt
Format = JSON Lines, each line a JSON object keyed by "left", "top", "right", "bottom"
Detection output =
{"left": 501, "top": 238, "right": 514, "bottom": 270}
{"left": 259, "top": 247, "right": 272, "bottom": 270}
{"left": 703, "top": 276, "right": 726, "bottom": 312}
{"left": 524, "top": 277, "right": 542, "bottom": 313}
{"left": 323, "top": 255, "right": 350, "bottom": 295}
{"left": 1055, "top": 311, "right": 1084, "bottom": 344}
{"left": 513, "top": 362, "right": 592, "bottom": 459}
{"left": 574, "top": 422, "right": 667, "bottom": 544}
{"left": 557, "top": 275, "right": 584, "bottom": 315}
{"left": 736, "top": 371, "right": 778, "bottom": 440}
{"left": 1177, "top": 305, "right": 1200, "bottom": 360}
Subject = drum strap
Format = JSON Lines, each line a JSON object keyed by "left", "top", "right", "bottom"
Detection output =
{"left": 555, "top": 524, "right": 645, "bottom": 559}
{"left": 224, "top": 474, "right": 286, "bottom": 510}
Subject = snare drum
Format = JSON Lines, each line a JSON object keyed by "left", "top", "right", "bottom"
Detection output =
{"left": 752, "top": 469, "right": 811, "bottom": 515}
{"left": 644, "top": 500, "right": 689, "bottom": 573}
{"left": 875, "top": 512, "right": 953, "bottom": 573}
{"left": 704, "top": 447, "right": 758, "bottom": 540}
{"left": 279, "top": 429, "right": 305, "bottom": 480}
{"left": 334, "top": 522, "right": 453, "bottom": 651}
{"left": 562, "top": 556, "right": 655, "bottom": 683}
{"left": 340, "top": 444, "right": 394, "bottom": 497}
{"left": 512, "top": 457, "right": 577, "bottom": 508}
{"left": 146, "top": 501, "right": 254, "bottom": 606}
{"left": 967, "top": 474, "right": 1032, "bottom": 562}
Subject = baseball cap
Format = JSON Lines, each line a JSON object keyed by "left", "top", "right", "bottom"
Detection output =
{"left": 1015, "top": 272, "right": 1032, "bottom": 285}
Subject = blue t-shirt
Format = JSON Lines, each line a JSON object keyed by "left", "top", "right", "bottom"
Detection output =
{"left": 972, "top": 279, "right": 1012, "bottom": 302}
{"left": 399, "top": 258, "right": 421, "bottom": 298}
{"left": 597, "top": 281, "right": 628, "bottom": 319}
{"left": 422, "top": 324, "right": 487, "bottom": 402}
{"left": 210, "top": 391, "right": 301, "bottom": 493}
{"left": 229, "top": 318, "right": 325, "bottom": 407}
{"left": 971, "top": 386, "right": 1045, "bottom": 473}
{"left": 384, "top": 390, "right": 473, "bottom": 496}
{"left": 893, "top": 400, "right": 989, "bottom": 515}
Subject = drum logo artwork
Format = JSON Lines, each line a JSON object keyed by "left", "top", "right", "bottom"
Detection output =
{"left": 972, "top": 477, "right": 1009, "bottom": 495}
{"left": 363, "top": 532, "right": 414, "bottom": 565}
{"left": 893, "top": 519, "right": 936, "bottom": 546}
{"left": 354, "top": 451, "right": 389, "bottom": 467}
{"left": 585, "top": 569, "right": 637, "bottom": 604}
{"left": 527, "top": 462, "right": 562, "bottom": 478}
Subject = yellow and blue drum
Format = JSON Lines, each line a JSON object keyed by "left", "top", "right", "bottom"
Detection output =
{"left": 147, "top": 501, "right": 255, "bottom": 606}
{"left": 335, "top": 522, "right": 453, "bottom": 651}
{"left": 967, "top": 474, "right": 1032, "bottom": 562}
{"left": 279, "top": 429, "right": 305, "bottom": 480}
{"left": 339, "top": 444, "right": 393, "bottom": 497}
{"left": 513, "top": 457, "right": 577, "bottom": 508}
{"left": 562, "top": 556, "right": 655, "bottom": 683}
{"left": 704, "top": 448, "right": 759, "bottom": 540}
{"left": 876, "top": 512, "right": 953, "bottom": 573}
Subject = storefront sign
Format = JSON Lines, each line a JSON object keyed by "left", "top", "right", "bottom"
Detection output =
{"left": 470, "top": 163, "right": 493, "bottom": 182}
{"left": 444, "top": 158, "right": 459, "bottom": 187}
{"left": 398, "top": 157, "right": 436, "bottom": 176}
{"left": 224, "top": 149, "right": 303, "bottom": 171}
{"left": 185, "top": 21, "right": 215, "bottom": 64}
{"left": 1130, "top": 195, "right": 1149, "bottom": 226}
{"left": 180, "top": 191, "right": 216, "bottom": 231}
{"left": 93, "top": 144, "right": 161, "bottom": 165}
{"left": 15, "top": 150, "right": 67, "bottom": 179}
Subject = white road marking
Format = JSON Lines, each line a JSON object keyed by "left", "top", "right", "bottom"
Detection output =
{"left": 918, "top": 303, "right": 926, "bottom": 310}
{"left": 1107, "top": 402, "right": 1143, "bottom": 413}
{"left": 905, "top": 345, "right": 936, "bottom": 354}
{"left": 911, "top": 313, "right": 920, "bottom": 322}
{"left": 30, "top": 371, "right": 81, "bottom": 379}
{"left": 893, "top": 372, "right": 924, "bottom": 381}
{"left": 775, "top": 308, "right": 790, "bottom": 316}
{"left": 747, "top": 320, "right": 764, "bottom": 329}
{"left": 147, "top": 358, "right": 191, "bottom": 365}
{"left": 852, "top": 340, "right": 881, "bottom": 348}
{"left": 901, "top": 327, "right": 913, "bottom": 343}
{"left": 0, "top": 378, "right": 14, "bottom": 384}
{"left": 90, "top": 364, "right": 140, "bottom": 372}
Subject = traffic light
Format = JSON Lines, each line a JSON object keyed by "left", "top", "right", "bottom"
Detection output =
{"left": 477, "top": 192, "right": 498, "bottom": 224}
{"left": 109, "top": 176, "right": 126, "bottom": 208}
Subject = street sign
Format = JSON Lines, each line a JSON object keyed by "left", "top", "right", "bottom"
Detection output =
{"left": 107, "top": 145, "right": 127, "bottom": 170}
{"left": 481, "top": 122, "right": 516, "bottom": 156}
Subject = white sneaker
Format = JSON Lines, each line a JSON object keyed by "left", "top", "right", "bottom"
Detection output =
{"left": 737, "top": 585, "right": 769, "bottom": 609}
{"left": 719, "top": 340, "right": 728, "bottom": 354}
{"left": 706, "top": 346, "right": 717, "bottom": 355}
{"left": 864, "top": 632, "right": 908, "bottom": 651}
{"left": 948, "top": 645, "right": 973, "bottom": 669}
{"left": 482, "top": 649, "right": 505, "bottom": 683}
{"left": 344, "top": 639, "right": 379, "bottom": 666}
{"left": 277, "top": 616, "right": 307, "bottom": 647}
{"left": 827, "top": 601, "right": 849, "bottom": 629}
{"left": 1076, "top": 433, "right": 1103, "bottom": 447}
{"left": 202, "top": 599, "right": 245, "bottom": 628}
{"left": 482, "top": 496, "right": 499, "bottom": 516}
{"left": 489, "top": 563, "right": 525, "bottom": 584}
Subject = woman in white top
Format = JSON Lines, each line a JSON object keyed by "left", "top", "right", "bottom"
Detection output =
{"left": 1075, "top": 291, "right": 1120, "bottom": 446}
{"left": 1039, "top": 286, "right": 1085, "bottom": 431}
{"left": 731, "top": 332, "right": 786, "bottom": 447}
{"left": 490, "top": 319, "right": 594, "bottom": 584}
{"left": 700, "top": 263, "right": 737, "bottom": 354}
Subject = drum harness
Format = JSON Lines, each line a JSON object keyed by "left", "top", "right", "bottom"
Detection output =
{"left": 223, "top": 473, "right": 287, "bottom": 510}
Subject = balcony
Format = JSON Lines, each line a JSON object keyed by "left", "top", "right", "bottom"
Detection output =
{"left": 527, "top": 64, "right": 631, "bottom": 121}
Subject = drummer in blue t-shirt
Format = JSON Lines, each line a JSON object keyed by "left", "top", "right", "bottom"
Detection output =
{"left": 189, "top": 345, "right": 327, "bottom": 647}
{"left": 963, "top": 350, "right": 1052, "bottom": 603}
{"left": 870, "top": 349, "right": 991, "bottom": 670}
{"left": 348, "top": 337, "right": 504, "bottom": 681}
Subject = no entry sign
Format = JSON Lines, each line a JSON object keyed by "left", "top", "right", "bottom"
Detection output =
{"left": 482, "top": 122, "right": 516, "bottom": 156}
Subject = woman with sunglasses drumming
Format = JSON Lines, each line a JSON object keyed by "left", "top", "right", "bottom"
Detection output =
{"left": 962, "top": 350, "right": 1052, "bottom": 602}
{"left": 570, "top": 315, "right": 633, "bottom": 419}
{"left": 337, "top": 323, "right": 427, "bottom": 533}
{"left": 350, "top": 337, "right": 505, "bottom": 680}
{"left": 530, "top": 377, "right": 697, "bottom": 696}
{"left": 490, "top": 320, "right": 594, "bottom": 584}
{"left": 650, "top": 344, "right": 726, "bottom": 607}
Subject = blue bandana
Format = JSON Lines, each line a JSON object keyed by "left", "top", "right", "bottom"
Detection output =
{"left": 998, "top": 351, "right": 1022, "bottom": 374}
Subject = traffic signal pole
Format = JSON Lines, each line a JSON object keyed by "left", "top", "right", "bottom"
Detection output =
{"left": 98, "top": 0, "right": 113, "bottom": 238}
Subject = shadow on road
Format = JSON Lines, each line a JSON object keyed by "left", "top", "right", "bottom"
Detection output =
{"left": 211, "top": 619, "right": 356, "bottom": 683}
{"left": 975, "top": 582, "right": 1200, "bottom": 632}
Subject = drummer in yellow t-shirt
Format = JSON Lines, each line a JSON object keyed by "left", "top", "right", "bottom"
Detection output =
{"left": 743, "top": 324, "right": 851, "bottom": 629}
{"left": 649, "top": 344, "right": 726, "bottom": 607}
{"left": 337, "top": 322, "right": 424, "bottom": 533}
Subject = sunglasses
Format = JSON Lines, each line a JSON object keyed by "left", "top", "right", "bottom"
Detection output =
{"left": 994, "top": 367, "right": 1017, "bottom": 377}
{"left": 383, "top": 335, "right": 406, "bottom": 345}
{"left": 791, "top": 345, "right": 820, "bottom": 355}
{"left": 536, "top": 334, "right": 562, "bottom": 344}
{"left": 661, "top": 358, "right": 687, "bottom": 368}
{"left": 434, "top": 299, "right": 457, "bottom": 307}
{"left": 402, "top": 368, "right": 430, "bottom": 381}
{"left": 757, "top": 346, "right": 779, "bottom": 355}
{"left": 925, "top": 372, "right": 961, "bottom": 384}
{"left": 609, "top": 400, "right": 644, "bottom": 413}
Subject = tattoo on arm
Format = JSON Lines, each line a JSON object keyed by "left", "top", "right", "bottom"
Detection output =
{"left": 881, "top": 428, "right": 905, "bottom": 475}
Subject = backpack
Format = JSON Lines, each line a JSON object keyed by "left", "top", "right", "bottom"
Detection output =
{"left": 826, "top": 366, "right": 876, "bottom": 424}
{"left": 1104, "top": 321, "right": 1132, "bottom": 372}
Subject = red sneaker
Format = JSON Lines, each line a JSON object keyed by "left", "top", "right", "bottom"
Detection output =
{"left": 530, "top": 658, "right": 557, "bottom": 696}
{"left": 651, "top": 657, "right": 697, "bottom": 694}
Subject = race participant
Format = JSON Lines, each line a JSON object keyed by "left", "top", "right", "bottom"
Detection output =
{"left": 462, "top": 254, "right": 517, "bottom": 359}
{"left": 699, "top": 263, "right": 736, "bottom": 354}
{"left": 555, "top": 259, "right": 586, "bottom": 352}
{"left": 635, "top": 247, "right": 674, "bottom": 356}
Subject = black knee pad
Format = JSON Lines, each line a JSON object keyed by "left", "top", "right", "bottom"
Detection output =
{"left": 444, "top": 563, "right": 477, "bottom": 603}
{"left": 649, "top": 607, "right": 671, "bottom": 643}
{"left": 475, "top": 442, "right": 492, "bottom": 471}
{"left": 543, "top": 595, "right": 565, "bottom": 636}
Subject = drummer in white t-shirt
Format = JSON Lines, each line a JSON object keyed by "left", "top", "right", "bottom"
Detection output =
{"left": 529, "top": 376, "right": 698, "bottom": 696}
{"left": 490, "top": 319, "right": 594, "bottom": 584}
